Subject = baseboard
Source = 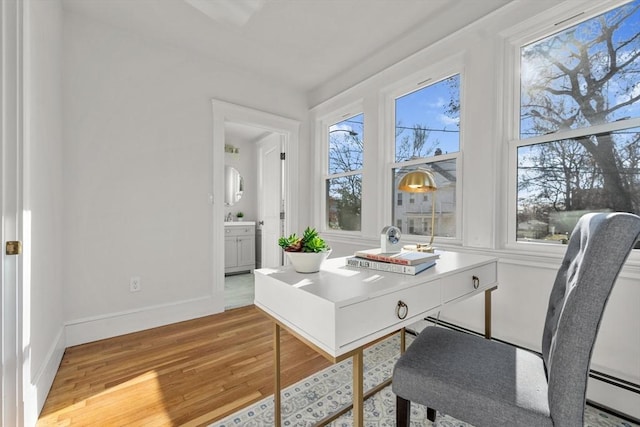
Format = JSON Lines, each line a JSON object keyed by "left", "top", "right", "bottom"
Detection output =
{"left": 26, "top": 326, "right": 65, "bottom": 426}
{"left": 65, "top": 294, "right": 224, "bottom": 347}
{"left": 587, "top": 378, "right": 640, "bottom": 422}
{"left": 421, "top": 317, "right": 640, "bottom": 423}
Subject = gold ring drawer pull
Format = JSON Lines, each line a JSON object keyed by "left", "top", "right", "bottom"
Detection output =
{"left": 472, "top": 275, "right": 480, "bottom": 289}
{"left": 396, "top": 300, "right": 408, "bottom": 320}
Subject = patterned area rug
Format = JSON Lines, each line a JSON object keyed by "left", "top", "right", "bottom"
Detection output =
{"left": 210, "top": 334, "right": 636, "bottom": 427}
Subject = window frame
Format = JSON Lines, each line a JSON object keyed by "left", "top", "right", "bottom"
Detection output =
{"left": 504, "top": 0, "right": 640, "bottom": 252}
{"left": 317, "top": 102, "right": 365, "bottom": 235}
{"left": 382, "top": 56, "right": 464, "bottom": 245}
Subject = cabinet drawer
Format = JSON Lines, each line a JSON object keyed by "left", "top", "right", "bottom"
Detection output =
{"left": 442, "top": 262, "right": 496, "bottom": 303}
{"left": 225, "top": 226, "right": 254, "bottom": 236}
{"left": 337, "top": 280, "right": 441, "bottom": 348}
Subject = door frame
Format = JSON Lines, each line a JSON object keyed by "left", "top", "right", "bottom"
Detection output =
{"left": 1, "top": 0, "right": 24, "bottom": 425}
{"left": 211, "top": 100, "right": 300, "bottom": 303}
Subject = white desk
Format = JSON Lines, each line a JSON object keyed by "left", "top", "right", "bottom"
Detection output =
{"left": 254, "top": 251, "right": 498, "bottom": 426}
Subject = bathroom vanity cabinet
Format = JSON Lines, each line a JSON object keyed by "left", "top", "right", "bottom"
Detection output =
{"left": 224, "top": 222, "right": 255, "bottom": 274}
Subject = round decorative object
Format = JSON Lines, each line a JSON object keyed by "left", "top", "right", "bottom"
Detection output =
{"left": 396, "top": 300, "right": 408, "bottom": 319}
{"left": 472, "top": 275, "right": 480, "bottom": 289}
{"left": 285, "top": 250, "right": 332, "bottom": 273}
{"left": 381, "top": 226, "right": 402, "bottom": 253}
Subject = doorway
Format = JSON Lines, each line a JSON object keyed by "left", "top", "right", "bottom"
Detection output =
{"left": 222, "top": 122, "right": 279, "bottom": 309}
{"left": 211, "top": 100, "right": 300, "bottom": 311}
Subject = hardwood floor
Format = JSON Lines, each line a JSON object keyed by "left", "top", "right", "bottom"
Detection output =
{"left": 37, "top": 306, "right": 332, "bottom": 426}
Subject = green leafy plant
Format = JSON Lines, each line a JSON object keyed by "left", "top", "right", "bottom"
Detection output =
{"left": 278, "top": 233, "right": 301, "bottom": 251}
{"left": 236, "top": 212, "right": 244, "bottom": 218}
{"left": 278, "top": 227, "right": 329, "bottom": 253}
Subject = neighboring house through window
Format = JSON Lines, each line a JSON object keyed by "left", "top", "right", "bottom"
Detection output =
{"left": 391, "top": 74, "right": 461, "bottom": 239}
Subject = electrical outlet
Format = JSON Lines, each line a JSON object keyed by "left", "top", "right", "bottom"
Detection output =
{"left": 130, "top": 276, "right": 141, "bottom": 292}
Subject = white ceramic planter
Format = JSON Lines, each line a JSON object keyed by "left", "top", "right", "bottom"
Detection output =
{"left": 285, "top": 250, "right": 332, "bottom": 273}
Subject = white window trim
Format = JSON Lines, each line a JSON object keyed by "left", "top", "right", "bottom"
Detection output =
{"left": 381, "top": 54, "right": 464, "bottom": 244}
{"left": 502, "top": 0, "right": 640, "bottom": 257}
{"left": 316, "top": 101, "right": 365, "bottom": 236}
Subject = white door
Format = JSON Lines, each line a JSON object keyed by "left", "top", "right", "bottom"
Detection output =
{"left": 1, "top": 0, "right": 23, "bottom": 425}
{"left": 258, "top": 135, "right": 283, "bottom": 268}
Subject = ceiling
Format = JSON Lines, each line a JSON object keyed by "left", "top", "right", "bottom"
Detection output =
{"left": 62, "top": 0, "right": 513, "bottom": 96}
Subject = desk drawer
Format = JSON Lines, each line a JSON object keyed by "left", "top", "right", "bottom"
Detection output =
{"left": 442, "top": 262, "right": 496, "bottom": 303}
{"left": 337, "top": 280, "right": 441, "bottom": 348}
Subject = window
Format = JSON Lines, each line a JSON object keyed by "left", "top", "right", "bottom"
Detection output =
{"left": 392, "top": 74, "right": 461, "bottom": 238}
{"left": 326, "top": 113, "right": 364, "bottom": 231}
{"left": 514, "top": 1, "right": 640, "bottom": 244}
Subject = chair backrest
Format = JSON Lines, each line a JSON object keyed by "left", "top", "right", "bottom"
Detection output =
{"left": 541, "top": 212, "right": 640, "bottom": 426}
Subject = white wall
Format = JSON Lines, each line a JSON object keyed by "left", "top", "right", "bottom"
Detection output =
{"left": 311, "top": 0, "right": 640, "bottom": 419}
{"left": 61, "top": 10, "right": 307, "bottom": 345}
{"left": 24, "top": 0, "right": 65, "bottom": 422}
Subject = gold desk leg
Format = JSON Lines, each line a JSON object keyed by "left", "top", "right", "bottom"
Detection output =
{"left": 400, "top": 328, "right": 406, "bottom": 354}
{"left": 484, "top": 286, "right": 497, "bottom": 339}
{"left": 274, "top": 323, "right": 282, "bottom": 426}
{"left": 352, "top": 348, "right": 364, "bottom": 427}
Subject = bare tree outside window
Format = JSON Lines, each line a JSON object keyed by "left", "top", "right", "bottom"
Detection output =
{"left": 326, "top": 114, "right": 363, "bottom": 231}
{"left": 517, "top": 1, "right": 640, "bottom": 243}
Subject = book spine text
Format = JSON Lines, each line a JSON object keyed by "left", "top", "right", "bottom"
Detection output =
{"left": 346, "top": 257, "right": 421, "bottom": 274}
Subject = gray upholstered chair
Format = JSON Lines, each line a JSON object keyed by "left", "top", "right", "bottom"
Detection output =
{"left": 392, "top": 212, "right": 640, "bottom": 427}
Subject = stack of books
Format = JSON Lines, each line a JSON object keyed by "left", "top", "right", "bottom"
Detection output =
{"left": 345, "top": 248, "right": 439, "bottom": 275}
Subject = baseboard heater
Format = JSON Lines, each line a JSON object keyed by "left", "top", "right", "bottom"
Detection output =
{"left": 416, "top": 316, "right": 640, "bottom": 425}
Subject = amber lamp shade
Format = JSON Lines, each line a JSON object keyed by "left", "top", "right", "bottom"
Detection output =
{"left": 397, "top": 169, "right": 437, "bottom": 193}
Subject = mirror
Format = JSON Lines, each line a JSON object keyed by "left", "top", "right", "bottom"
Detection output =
{"left": 225, "top": 165, "right": 244, "bottom": 206}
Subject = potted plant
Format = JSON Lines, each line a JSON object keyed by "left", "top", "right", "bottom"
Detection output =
{"left": 278, "top": 227, "right": 331, "bottom": 273}
{"left": 236, "top": 212, "right": 244, "bottom": 221}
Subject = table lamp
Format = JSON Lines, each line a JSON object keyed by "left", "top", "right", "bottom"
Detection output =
{"left": 397, "top": 169, "right": 437, "bottom": 252}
